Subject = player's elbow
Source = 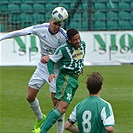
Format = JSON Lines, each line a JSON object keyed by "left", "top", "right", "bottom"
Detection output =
{"left": 105, "top": 126, "right": 114, "bottom": 133}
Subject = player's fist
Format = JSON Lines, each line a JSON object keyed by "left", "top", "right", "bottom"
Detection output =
{"left": 48, "top": 74, "right": 56, "bottom": 82}
{"left": 41, "top": 55, "right": 50, "bottom": 64}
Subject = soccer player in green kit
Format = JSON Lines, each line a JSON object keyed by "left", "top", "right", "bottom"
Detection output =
{"left": 33, "top": 28, "right": 86, "bottom": 133}
{"left": 64, "top": 72, "right": 115, "bottom": 133}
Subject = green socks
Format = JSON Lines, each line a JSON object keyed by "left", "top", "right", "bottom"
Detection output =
{"left": 41, "top": 108, "right": 62, "bottom": 133}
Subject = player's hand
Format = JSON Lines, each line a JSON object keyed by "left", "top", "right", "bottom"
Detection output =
{"left": 41, "top": 55, "right": 50, "bottom": 64}
{"left": 48, "top": 74, "right": 56, "bottom": 82}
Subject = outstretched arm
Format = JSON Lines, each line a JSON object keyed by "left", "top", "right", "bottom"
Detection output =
{"left": 0, "top": 27, "right": 32, "bottom": 41}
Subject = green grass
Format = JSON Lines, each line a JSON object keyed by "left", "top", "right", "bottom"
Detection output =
{"left": 0, "top": 65, "right": 132, "bottom": 133}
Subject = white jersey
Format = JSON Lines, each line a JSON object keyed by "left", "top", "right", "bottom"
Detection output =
{"left": 0, "top": 23, "right": 67, "bottom": 92}
{"left": 0, "top": 23, "right": 67, "bottom": 56}
{"left": 31, "top": 23, "right": 67, "bottom": 56}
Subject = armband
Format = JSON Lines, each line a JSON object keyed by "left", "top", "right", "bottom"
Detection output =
{"left": 68, "top": 118, "right": 75, "bottom": 124}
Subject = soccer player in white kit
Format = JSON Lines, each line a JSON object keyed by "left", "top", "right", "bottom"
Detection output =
{"left": 0, "top": 19, "right": 67, "bottom": 133}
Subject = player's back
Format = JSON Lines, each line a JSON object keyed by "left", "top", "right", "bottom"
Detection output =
{"left": 76, "top": 96, "right": 111, "bottom": 133}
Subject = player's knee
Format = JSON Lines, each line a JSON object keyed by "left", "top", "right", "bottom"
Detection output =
{"left": 26, "top": 86, "right": 38, "bottom": 102}
{"left": 57, "top": 103, "right": 68, "bottom": 114}
{"left": 59, "top": 107, "right": 67, "bottom": 114}
{"left": 26, "top": 95, "right": 35, "bottom": 102}
{"left": 62, "top": 109, "right": 67, "bottom": 114}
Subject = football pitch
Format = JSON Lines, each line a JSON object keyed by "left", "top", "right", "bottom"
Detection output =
{"left": 0, "top": 65, "right": 132, "bottom": 133}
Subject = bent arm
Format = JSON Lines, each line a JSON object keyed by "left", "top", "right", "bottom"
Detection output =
{"left": 0, "top": 27, "right": 33, "bottom": 41}
{"left": 101, "top": 103, "right": 115, "bottom": 133}
{"left": 47, "top": 59, "right": 55, "bottom": 74}
{"left": 64, "top": 121, "right": 79, "bottom": 133}
{"left": 47, "top": 59, "right": 56, "bottom": 82}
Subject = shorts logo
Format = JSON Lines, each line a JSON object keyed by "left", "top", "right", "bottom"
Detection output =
{"left": 67, "top": 93, "right": 72, "bottom": 101}
{"left": 72, "top": 50, "right": 83, "bottom": 60}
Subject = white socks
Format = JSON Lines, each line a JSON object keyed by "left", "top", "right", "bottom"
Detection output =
{"left": 29, "top": 98, "right": 65, "bottom": 133}
{"left": 57, "top": 113, "right": 65, "bottom": 133}
{"left": 29, "top": 98, "right": 43, "bottom": 120}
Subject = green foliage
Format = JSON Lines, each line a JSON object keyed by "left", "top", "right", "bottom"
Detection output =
{"left": 0, "top": 65, "right": 132, "bottom": 133}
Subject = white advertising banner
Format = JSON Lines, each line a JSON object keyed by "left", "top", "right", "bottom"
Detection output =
{"left": 81, "top": 31, "right": 133, "bottom": 65}
{"left": 0, "top": 31, "right": 132, "bottom": 66}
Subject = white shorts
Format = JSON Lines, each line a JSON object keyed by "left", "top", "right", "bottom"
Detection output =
{"left": 28, "top": 61, "right": 60, "bottom": 93}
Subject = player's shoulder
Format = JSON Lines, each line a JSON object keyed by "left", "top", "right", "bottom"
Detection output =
{"left": 33, "top": 23, "right": 49, "bottom": 30}
{"left": 58, "top": 42, "right": 67, "bottom": 49}
{"left": 59, "top": 28, "right": 67, "bottom": 38}
{"left": 59, "top": 27, "right": 66, "bottom": 33}
{"left": 99, "top": 97, "right": 112, "bottom": 107}
{"left": 56, "top": 43, "right": 67, "bottom": 53}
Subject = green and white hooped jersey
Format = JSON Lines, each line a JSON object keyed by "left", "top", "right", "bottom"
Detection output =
{"left": 49, "top": 41, "right": 86, "bottom": 76}
{"left": 68, "top": 96, "right": 115, "bottom": 133}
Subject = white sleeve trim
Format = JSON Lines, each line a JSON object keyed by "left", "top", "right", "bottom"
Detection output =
{"left": 101, "top": 105, "right": 115, "bottom": 126}
{"left": 69, "top": 106, "right": 77, "bottom": 123}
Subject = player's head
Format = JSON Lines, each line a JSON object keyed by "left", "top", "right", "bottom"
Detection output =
{"left": 49, "top": 7, "right": 68, "bottom": 34}
{"left": 86, "top": 72, "right": 103, "bottom": 95}
{"left": 49, "top": 19, "right": 62, "bottom": 34}
{"left": 67, "top": 28, "right": 81, "bottom": 48}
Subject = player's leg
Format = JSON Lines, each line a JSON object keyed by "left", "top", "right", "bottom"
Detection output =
{"left": 54, "top": 73, "right": 79, "bottom": 133}
{"left": 26, "top": 86, "right": 41, "bottom": 119}
{"left": 40, "top": 100, "right": 69, "bottom": 133}
{"left": 50, "top": 79, "right": 65, "bottom": 133}
{"left": 40, "top": 73, "right": 76, "bottom": 132}
{"left": 26, "top": 67, "right": 47, "bottom": 130}
{"left": 26, "top": 87, "right": 46, "bottom": 129}
{"left": 57, "top": 113, "right": 65, "bottom": 133}
{"left": 50, "top": 92, "right": 65, "bottom": 133}
{"left": 26, "top": 86, "right": 46, "bottom": 130}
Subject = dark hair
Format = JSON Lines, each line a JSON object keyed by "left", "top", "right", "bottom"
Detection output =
{"left": 86, "top": 72, "right": 103, "bottom": 94}
{"left": 67, "top": 28, "right": 79, "bottom": 40}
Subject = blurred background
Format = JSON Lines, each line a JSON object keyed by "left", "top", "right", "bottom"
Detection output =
{"left": 0, "top": 0, "right": 132, "bottom": 32}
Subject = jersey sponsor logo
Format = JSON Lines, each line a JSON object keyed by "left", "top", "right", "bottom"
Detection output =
{"left": 72, "top": 50, "right": 83, "bottom": 60}
{"left": 44, "top": 45, "right": 56, "bottom": 55}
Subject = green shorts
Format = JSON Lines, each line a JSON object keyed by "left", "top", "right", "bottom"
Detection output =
{"left": 54, "top": 73, "right": 79, "bottom": 104}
